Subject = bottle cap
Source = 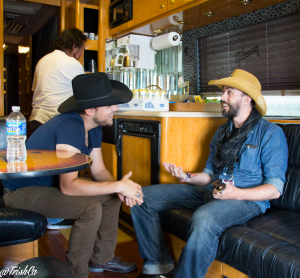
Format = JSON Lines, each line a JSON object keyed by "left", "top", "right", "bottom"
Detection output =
{"left": 12, "top": 106, "right": 20, "bottom": 111}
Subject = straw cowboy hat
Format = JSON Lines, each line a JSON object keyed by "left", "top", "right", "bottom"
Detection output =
{"left": 58, "top": 72, "right": 132, "bottom": 113}
{"left": 208, "top": 69, "right": 267, "bottom": 116}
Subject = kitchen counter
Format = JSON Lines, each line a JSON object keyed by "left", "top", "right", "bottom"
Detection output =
{"left": 114, "top": 111, "right": 300, "bottom": 120}
{"left": 114, "top": 111, "right": 223, "bottom": 118}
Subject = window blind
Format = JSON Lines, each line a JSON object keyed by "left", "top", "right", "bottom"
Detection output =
{"left": 198, "top": 12, "right": 300, "bottom": 92}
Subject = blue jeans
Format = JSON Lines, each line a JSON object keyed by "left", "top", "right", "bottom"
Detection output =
{"left": 131, "top": 183, "right": 263, "bottom": 278}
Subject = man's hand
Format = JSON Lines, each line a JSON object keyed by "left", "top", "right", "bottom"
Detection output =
{"left": 213, "top": 182, "right": 281, "bottom": 201}
{"left": 117, "top": 193, "right": 142, "bottom": 207}
{"left": 163, "top": 162, "right": 187, "bottom": 181}
{"left": 118, "top": 172, "right": 144, "bottom": 203}
{"left": 213, "top": 182, "right": 240, "bottom": 199}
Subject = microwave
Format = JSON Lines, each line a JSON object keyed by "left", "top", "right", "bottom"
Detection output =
{"left": 109, "top": 0, "right": 133, "bottom": 29}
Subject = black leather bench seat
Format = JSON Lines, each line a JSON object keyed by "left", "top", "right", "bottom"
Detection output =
{"left": 217, "top": 226, "right": 300, "bottom": 278}
{"left": 245, "top": 210, "right": 300, "bottom": 246}
{"left": 0, "top": 207, "right": 47, "bottom": 247}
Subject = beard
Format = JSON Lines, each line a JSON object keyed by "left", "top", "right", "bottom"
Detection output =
{"left": 93, "top": 116, "right": 113, "bottom": 127}
{"left": 221, "top": 99, "right": 242, "bottom": 118}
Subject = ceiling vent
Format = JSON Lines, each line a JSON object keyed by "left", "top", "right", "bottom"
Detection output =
{"left": 4, "top": 0, "right": 42, "bottom": 15}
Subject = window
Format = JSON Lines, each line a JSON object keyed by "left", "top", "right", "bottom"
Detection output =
{"left": 198, "top": 12, "right": 300, "bottom": 93}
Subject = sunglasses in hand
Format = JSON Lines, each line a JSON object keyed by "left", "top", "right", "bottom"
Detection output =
{"left": 212, "top": 180, "right": 226, "bottom": 194}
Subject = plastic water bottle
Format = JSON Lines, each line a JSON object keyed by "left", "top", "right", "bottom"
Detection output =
{"left": 6, "top": 106, "right": 27, "bottom": 162}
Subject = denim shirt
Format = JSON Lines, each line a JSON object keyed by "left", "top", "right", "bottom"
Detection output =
{"left": 202, "top": 118, "right": 288, "bottom": 213}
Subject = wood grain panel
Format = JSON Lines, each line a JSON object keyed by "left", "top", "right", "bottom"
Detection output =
{"left": 168, "top": 0, "right": 197, "bottom": 11}
{"left": 134, "top": 0, "right": 168, "bottom": 26}
{"left": 121, "top": 135, "right": 152, "bottom": 214}
{"left": 183, "top": 0, "right": 288, "bottom": 32}
{"left": 0, "top": 240, "right": 38, "bottom": 269}
{"left": 60, "top": 0, "right": 66, "bottom": 32}
{"left": 122, "top": 135, "right": 152, "bottom": 187}
{"left": 98, "top": 0, "right": 110, "bottom": 71}
{"left": 102, "top": 142, "right": 117, "bottom": 180}
{"left": 75, "top": 0, "right": 80, "bottom": 29}
{"left": 160, "top": 117, "right": 226, "bottom": 183}
{"left": 85, "top": 39, "right": 98, "bottom": 51}
{"left": 66, "top": 2, "right": 76, "bottom": 29}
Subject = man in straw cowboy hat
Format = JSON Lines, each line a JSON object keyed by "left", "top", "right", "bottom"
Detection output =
{"left": 3, "top": 72, "right": 143, "bottom": 278}
{"left": 132, "top": 69, "right": 288, "bottom": 278}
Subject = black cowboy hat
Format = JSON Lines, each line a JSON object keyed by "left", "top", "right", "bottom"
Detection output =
{"left": 58, "top": 72, "right": 132, "bottom": 113}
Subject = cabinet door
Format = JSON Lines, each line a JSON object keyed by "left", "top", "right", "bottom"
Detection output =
{"left": 168, "top": 0, "right": 195, "bottom": 11}
{"left": 121, "top": 135, "right": 152, "bottom": 215}
{"left": 134, "top": 0, "right": 168, "bottom": 25}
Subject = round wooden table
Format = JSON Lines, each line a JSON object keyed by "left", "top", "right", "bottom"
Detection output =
{"left": 0, "top": 149, "right": 92, "bottom": 179}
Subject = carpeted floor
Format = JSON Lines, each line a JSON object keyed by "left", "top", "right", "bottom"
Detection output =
{"left": 59, "top": 223, "right": 136, "bottom": 243}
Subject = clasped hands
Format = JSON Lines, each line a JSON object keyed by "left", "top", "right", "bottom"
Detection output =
{"left": 118, "top": 171, "right": 144, "bottom": 208}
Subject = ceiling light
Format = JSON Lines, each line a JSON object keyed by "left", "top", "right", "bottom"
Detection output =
{"left": 203, "top": 11, "right": 215, "bottom": 17}
{"left": 239, "top": 0, "right": 252, "bottom": 5}
{"left": 3, "top": 44, "right": 8, "bottom": 51}
{"left": 18, "top": 46, "right": 29, "bottom": 53}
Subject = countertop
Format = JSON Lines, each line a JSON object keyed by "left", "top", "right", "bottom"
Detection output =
{"left": 114, "top": 111, "right": 223, "bottom": 118}
{"left": 114, "top": 111, "right": 300, "bottom": 120}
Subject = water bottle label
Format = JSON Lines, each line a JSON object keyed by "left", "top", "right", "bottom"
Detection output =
{"left": 6, "top": 122, "right": 26, "bottom": 135}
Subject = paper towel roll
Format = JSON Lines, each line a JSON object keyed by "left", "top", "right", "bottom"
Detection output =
{"left": 151, "top": 32, "right": 180, "bottom": 50}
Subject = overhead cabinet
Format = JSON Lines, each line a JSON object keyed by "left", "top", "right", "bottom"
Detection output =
{"left": 109, "top": 0, "right": 208, "bottom": 36}
{"left": 134, "top": 0, "right": 168, "bottom": 25}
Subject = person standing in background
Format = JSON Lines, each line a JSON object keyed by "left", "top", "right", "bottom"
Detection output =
{"left": 29, "top": 28, "right": 87, "bottom": 229}
{"left": 29, "top": 28, "right": 87, "bottom": 135}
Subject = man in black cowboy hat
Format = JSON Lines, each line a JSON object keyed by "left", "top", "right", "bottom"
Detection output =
{"left": 2, "top": 73, "right": 143, "bottom": 278}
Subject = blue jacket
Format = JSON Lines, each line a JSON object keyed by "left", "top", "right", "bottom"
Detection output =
{"left": 203, "top": 118, "right": 288, "bottom": 213}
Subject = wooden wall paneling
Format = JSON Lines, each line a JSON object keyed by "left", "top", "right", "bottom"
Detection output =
{"left": 111, "top": 0, "right": 208, "bottom": 37}
{"left": 75, "top": 0, "right": 80, "bottom": 29}
{"left": 98, "top": 0, "right": 110, "bottom": 72}
{"left": 183, "top": 0, "right": 288, "bottom": 32}
{"left": 121, "top": 135, "right": 152, "bottom": 214}
{"left": 134, "top": 0, "right": 168, "bottom": 26}
{"left": 66, "top": 2, "right": 76, "bottom": 29}
{"left": 60, "top": 0, "right": 66, "bottom": 32}
{"left": 0, "top": 240, "right": 38, "bottom": 269}
{"left": 101, "top": 142, "right": 118, "bottom": 179}
{"left": 0, "top": 0, "right": 4, "bottom": 116}
{"left": 160, "top": 117, "right": 226, "bottom": 184}
{"left": 78, "top": 3, "right": 84, "bottom": 66}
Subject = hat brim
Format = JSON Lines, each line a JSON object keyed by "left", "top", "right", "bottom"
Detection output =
{"left": 208, "top": 77, "right": 267, "bottom": 117}
{"left": 58, "top": 80, "right": 132, "bottom": 113}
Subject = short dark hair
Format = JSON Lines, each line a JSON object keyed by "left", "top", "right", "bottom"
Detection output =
{"left": 55, "top": 28, "right": 87, "bottom": 53}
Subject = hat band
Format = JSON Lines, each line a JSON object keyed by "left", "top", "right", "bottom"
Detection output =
{"left": 74, "top": 91, "right": 114, "bottom": 103}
